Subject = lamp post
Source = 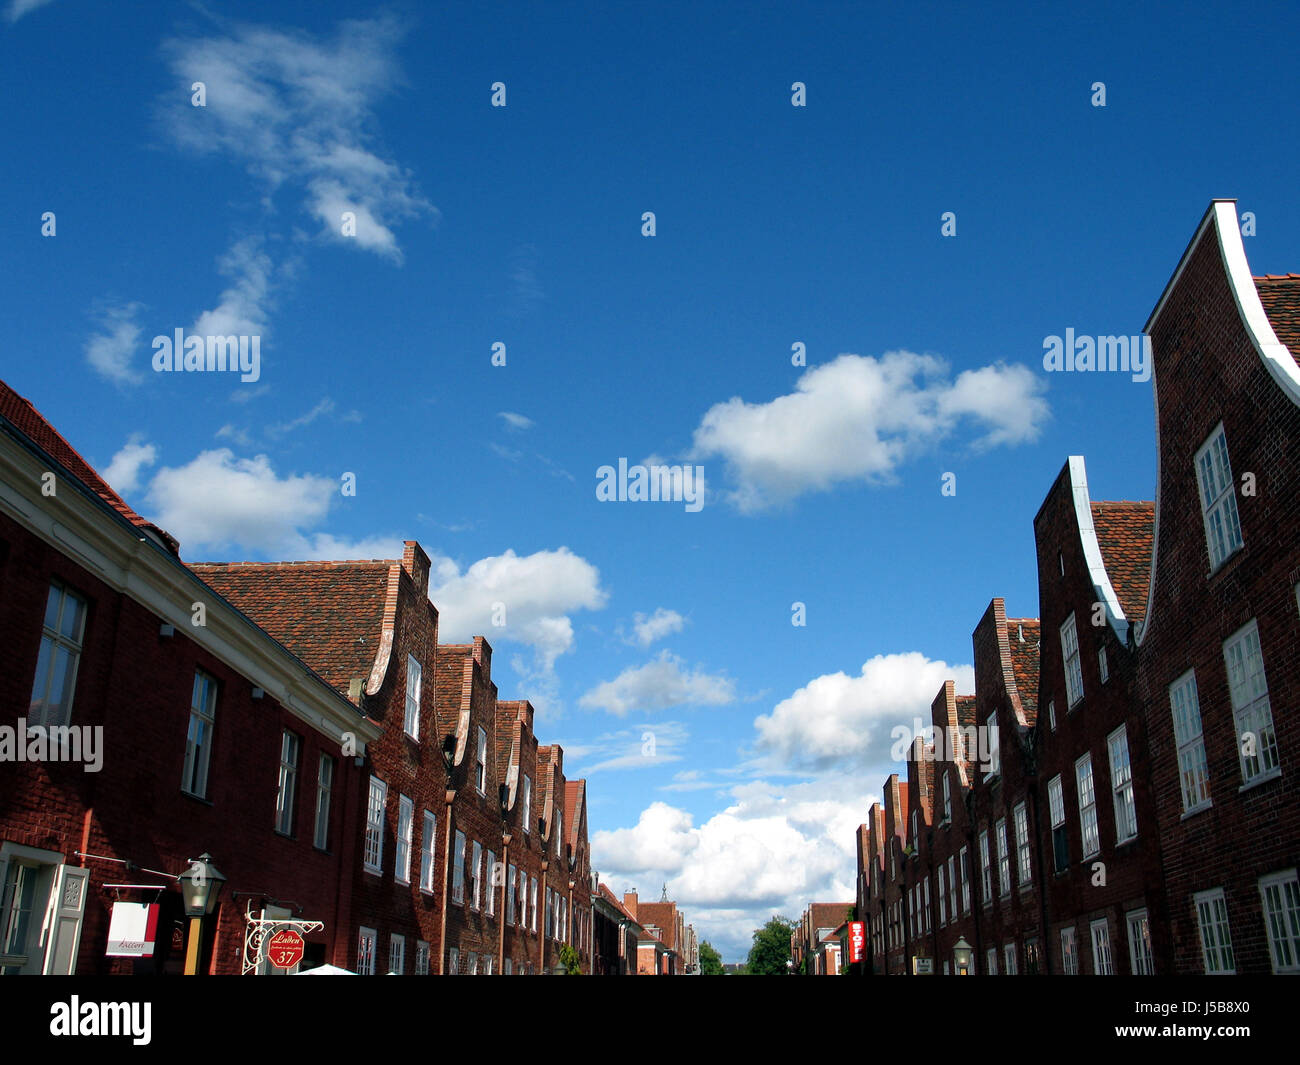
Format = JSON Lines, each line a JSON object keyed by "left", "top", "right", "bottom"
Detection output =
{"left": 497, "top": 781, "right": 511, "bottom": 975}
{"left": 439, "top": 734, "right": 457, "bottom": 975}
{"left": 953, "top": 936, "right": 973, "bottom": 976}
{"left": 179, "top": 853, "right": 226, "bottom": 976}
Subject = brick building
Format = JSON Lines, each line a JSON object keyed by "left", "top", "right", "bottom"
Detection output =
{"left": 0, "top": 380, "right": 381, "bottom": 975}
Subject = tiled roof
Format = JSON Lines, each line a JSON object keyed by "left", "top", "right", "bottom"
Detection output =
{"left": 1090, "top": 501, "right": 1155, "bottom": 625}
{"left": 0, "top": 377, "right": 180, "bottom": 554}
{"left": 1006, "top": 618, "right": 1040, "bottom": 718}
{"left": 564, "top": 780, "right": 586, "bottom": 850}
{"left": 1256, "top": 275, "right": 1300, "bottom": 356}
{"left": 188, "top": 561, "right": 393, "bottom": 697}
{"left": 954, "top": 695, "right": 977, "bottom": 731}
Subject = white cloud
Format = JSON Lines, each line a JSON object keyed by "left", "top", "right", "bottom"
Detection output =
{"left": 191, "top": 238, "right": 273, "bottom": 340}
{"left": 594, "top": 777, "right": 865, "bottom": 961}
{"left": 630, "top": 607, "right": 685, "bottom": 647}
{"left": 429, "top": 547, "right": 607, "bottom": 672}
{"left": 579, "top": 651, "right": 735, "bottom": 716}
{"left": 753, "top": 651, "right": 975, "bottom": 772}
{"left": 690, "top": 351, "right": 1049, "bottom": 511}
{"left": 561, "top": 721, "right": 688, "bottom": 774}
{"left": 267, "top": 397, "right": 335, "bottom": 438}
{"left": 161, "top": 16, "right": 434, "bottom": 263}
{"left": 103, "top": 436, "right": 157, "bottom": 496}
{"left": 84, "top": 302, "right": 144, "bottom": 385}
{"left": 497, "top": 411, "right": 534, "bottom": 431}
{"left": 5, "top": 0, "right": 56, "bottom": 23}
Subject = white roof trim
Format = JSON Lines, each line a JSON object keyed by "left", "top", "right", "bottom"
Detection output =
{"left": 1068, "top": 455, "right": 1130, "bottom": 645}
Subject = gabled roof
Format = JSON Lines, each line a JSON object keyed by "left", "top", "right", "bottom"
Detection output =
{"left": 564, "top": 780, "right": 586, "bottom": 851}
{"left": 1006, "top": 618, "right": 1040, "bottom": 718}
{"left": 0, "top": 378, "right": 180, "bottom": 554}
{"left": 1090, "top": 501, "right": 1155, "bottom": 625}
{"left": 189, "top": 561, "right": 393, "bottom": 700}
{"left": 1255, "top": 275, "right": 1300, "bottom": 356}
{"left": 955, "top": 695, "right": 977, "bottom": 731}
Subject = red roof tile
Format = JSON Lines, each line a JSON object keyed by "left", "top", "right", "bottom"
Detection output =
{"left": 1006, "top": 618, "right": 1040, "bottom": 718}
{"left": 1256, "top": 275, "right": 1300, "bottom": 356}
{"left": 1090, "top": 501, "right": 1155, "bottom": 625}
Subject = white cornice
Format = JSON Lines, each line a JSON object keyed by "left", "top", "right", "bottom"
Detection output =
{"left": 1068, "top": 455, "right": 1130, "bottom": 645}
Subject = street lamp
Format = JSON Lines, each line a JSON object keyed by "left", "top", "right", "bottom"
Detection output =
{"left": 953, "top": 937, "right": 973, "bottom": 976}
{"left": 179, "top": 853, "right": 226, "bottom": 975}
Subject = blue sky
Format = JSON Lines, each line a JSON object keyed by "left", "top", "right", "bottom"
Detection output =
{"left": 4, "top": 0, "right": 1298, "bottom": 960}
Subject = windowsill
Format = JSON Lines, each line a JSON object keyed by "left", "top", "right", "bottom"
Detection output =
{"left": 1067, "top": 698, "right": 1083, "bottom": 714}
{"left": 1180, "top": 800, "right": 1213, "bottom": 821}
{"left": 313, "top": 844, "right": 332, "bottom": 855}
{"left": 396, "top": 877, "right": 411, "bottom": 887}
{"left": 1114, "top": 835, "right": 1138, "bottom": 849}
{"left": 274, "top": 828, "right": 296, "bottom": 841}
{"left": 363, "top": 866, "right": 382, "bottom": 877}
{"left": 1206, "top": 543, "right": 1245, "bottom": 580}
{"left": 420, "top": 886, "right": 435, "bottom": 897}
{"left": 1080, "top": 852, "right": 1101, "bottom": 864}
{"left": 180, "top": 790, "right": 214, "bottom": 806}
{"left": 1239, "top": 767, "right": 1283, "bottom": 793}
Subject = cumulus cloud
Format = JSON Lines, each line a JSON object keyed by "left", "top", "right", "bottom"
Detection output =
{"left": 84, "top": 302, "right": 144, "bottom": 386}
{"left": 754, "top": 651, "right": 975, "bottom": 772}
{"left": 5, "top": 0, "right": 56, "bottom": 23}
{"left": 429, "top": 547, "right": 607, "bottom": 672}
{"left": 103, "top": 436, "right": 157, "bottom": 496}
{"left": 630, "top": 607, "right": 686, "bottom": 647}
{"left": 191, "top": 237, "right": 274, "bottom": 341}
{"left": 160, "top": 15, "right": 434, "bottom": 262}
{"left": 690, "top": 351, "right": 1049, "bottom": 511}
{"left": 579, "top": 651, "right": 736, "bottom": 716}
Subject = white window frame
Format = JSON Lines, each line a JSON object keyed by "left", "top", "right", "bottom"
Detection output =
{"left": 506, "top": 863, "right": 517, "bottom": 923}
{"left": 183, "top": 670, "right": 218, "bottom": 798}
{"left": 29, "top": 581, "right": 87, "bottom": 729}
{"left": 1194, "top": 888, "right": 1235, "bottom": 974}
{"left": 1194, "top": 423, "right": 1244, "bottom": 571}
{"left": 1076, "top": 753, "right": 1099, "bottom": 859}
{"left": 938, "top": 863, "right": 947, "bottom": 926}
{"left": 529, "top": 876, "right": 538, "bottom": 933}
{"left": 1090, "top": 918, "right": 1113, "bottom": 975}
{"left": 1258, "top": 869, "right": 1300, "bottom": 974}
{"left": 1004, "top": 942, "right": 1017, "bottom": 975}
{"left": 1126, "top": 909, "right": 1154, "bottom": 975}
{"left": 486, "top": 850, "right": 496, "bottom": 916}
{"left": 1047, "top": 699, "right": 1056, "bottom": 732}
{"left": 1098, "top": 646, "right": 1109, "bottom": 684}
{"left": 986, "top": 711, "right": 1000, "bottom": 777}
{"left": 396, "top": 794, "right": 413, "bottom": 884}
{"left": 979, "top": 829, "right": 992, "bottom": 906}
{"left": 475, "top": 726, "right": 487, "bottom": 794}
{"left": 1060, "top": 926, "right": 1078, "bottom": 975}
{"left": 357, "top": 927, "right": 376, "bottom": 975}
{"left": 985, "top": 947, "right": 998, "bottom": 975}
{"left": 522, "top": 776, "right": 532, "bottom": 834}
{"left": 389, "top": 933, "right": 405, "bottom": 975}
{"left": 471, "top": 840, "right": 483, "bottom": 910}
{"left": 959, "top": 846, "right": 970, "bottom": 914}
{"left": 420, "top": 811, "right": 437, "bottom": 893}
{"left": 996, "top": 817, "right": 1011, "bottom": 897}
{"left": 404, "top": 654, "right": 421, "bottom": 739}
{"left": 363, "top": 776, "right": 386, "bottom": 874}
{"left": 1014, "top": 801, "right": 1031, "bottom": 887}
{"left": 948, "top": 854, "right": 958, "bottom": 917}
{"left": 942, "top": 772, "right": 952, "bottom": 823}
{"left": 1223, "top": 620, "right": 1280, "bottom": 786}
{"left": 448, "top": 947, "right": 459, "bottom": 974}
{"left": 1061, "top": 613, "right": 1084, "bottom": 708}
{"left": 313, "top": 754, "right": 333, "bottom": 850}
{"left": 452, "top": 830, "right": 466, "bottom": 904}
{"left": 415, "top": 940, "right": 430, "bottom": 975}
{"left": 1107, "top": 725, "right": 1136, "bottom": 843}
{"left": 275, "top": 729, "right": 299, "bottom": 835}
{"left": 1169, "top": 670, "right": 1211, "bottom": 813}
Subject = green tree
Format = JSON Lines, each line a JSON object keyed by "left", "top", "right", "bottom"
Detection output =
{"left": 698, "top": 940, "right": 724, "bottom": 976}
{"left": 558, "top": 944, "right": 582, "bottom": 974}
{"left": 745, "top": 915, "right": 796, "bottom": 975}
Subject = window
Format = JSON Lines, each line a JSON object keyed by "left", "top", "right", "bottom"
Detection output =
{"left": 415, "top": 941, "right": 430, "bottom": 975}
{"left": 996, "top": 817, "right": 1011, "bottom": 897}
{"left": 986, "top": 711, "right": 1000, "bottom": 777}
{"left": 938, "top": 864, "right": 947, "bottom": 926}
{"left": 481, "top": 954, "right": 493, "bottom": 975}
{"left": 275, "top": 730, "right": 300, "bottom": 835}
{"left": 1127, "top": 909, "right": 1154, "bottom": 974}
{"left": 1048, "top": 774, "right": 1068, "bottom": 872}
{"left": 420, "top": 812, "right": 437, "bottom": 893}
{"left": 486, "top": 850, "right": 496, "bottom": 915}
{"left": 529, "top": 876, "right": 538, "bottom": 932}
{"left": 959, "top": 846, "right": 970, "bottom": 914}
{"left": 314, "top": 754, "right": 334, "bottom": 849}
{"left": 1108, "top": 726, "right": 1136, "bottom": 842}
{"left": 475, "top": 726, "right": 487, "bottom": 793}
{"left": 1169, "top": 671, "right": 1211, "bottom": 812}
{"left": 466, "top": 952, "right": 478, "bottom": 975}
{"left": 471, "top": 841, "right": 483, "bottom": 910}
{"left": 182, "top": 671, "right": 218, "bottom": 798}
{"left": 546, "top": 886, "right": 554, "bottom": 937}
{"left": 1024, "top": 938, "right": 1040, "bottom": 975}
{"left": 942, "top": 773, "right": 952, "bottom": 822}
{"left": 29, "top": 582, "right": 87, "bottom": 728}
{"left": 517, "top": 868, "right": 527, "bottom": 927}
{"left": 389, "top": 934, "right": 405, "bottom": 974}
{"left": 363, "top": 777, "right": 386, "bottom": 873}
{"left": 506, "top": 863, "right": 517, "bottom": 923}
{"left": 504, "top": 958, "right": 512, "bottom": 975}
{"left": 452, "top": 830, "right": 466, "bottom": 903}
{"left": 1076, "top": 754, "right": 1099, "bottom": 858}
{"left": 985, "top": 947, "right": 998, "bottom": 975}
{"left": 1047, "top": 699, "right": 1056, "bottom": 731}
{"left": 979, "top": 829, "right": 992, "bottom": 905}
{"left": 1194, "top": 889, "right": 1235, "bottom": 974}
{"left": 1014, "top": 802, "right": 1031, "bottom": 887}
{"left": 911, "top": 810, "right": 918, "bottom": 844}
{"left": 522, "top": 776, "right": 532, "bottom": 833}
{"left": 1090, "top": 919, "right": 1113, "bottom": 975}
{"left": 1195, "top": 424, "right": 1244, "bottom": 570}
{"left": 922, "top": 878, "right": 931, "bottom": 932}
{"left": 1223, "top": 621, "right": 1280, "bottom": 784}
{"left": 1098, "top": 647, "right": 1109, "bottom": 684}
{"left": 1259, "top": 870, "right": 1300, "bottom": 974}
{"left": 1061, "top": 613, "right": 1084, "bottom": 707}
{"left": 1004, "top": 942, "right": 1017, "bottom": 975}
{"left": 948, "top": 855, "right": 958, "bottom": 917}
{"left": 404, "top": 654, "right": 421, "bottom": 739}
{"left": 1060, "top": 927, "right": 1078, "bottom": 975}
{"left": 396, "top": 795, "right": 413, "bottom": 883}
{"left": 448, "top": 947, "right": 459, "bottom": 974}
{"left": 356, "top": 927, "right": 376, "bottom": 975}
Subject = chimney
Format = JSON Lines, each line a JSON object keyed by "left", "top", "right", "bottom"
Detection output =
{"left": 402, "top": 541, "right": 431, "bottom": 595}
{"left": 472, "top": 635, "right": 492, "bottom": 679}
{"left": 624, "top": 891, "right": 638, "bottom": 918}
